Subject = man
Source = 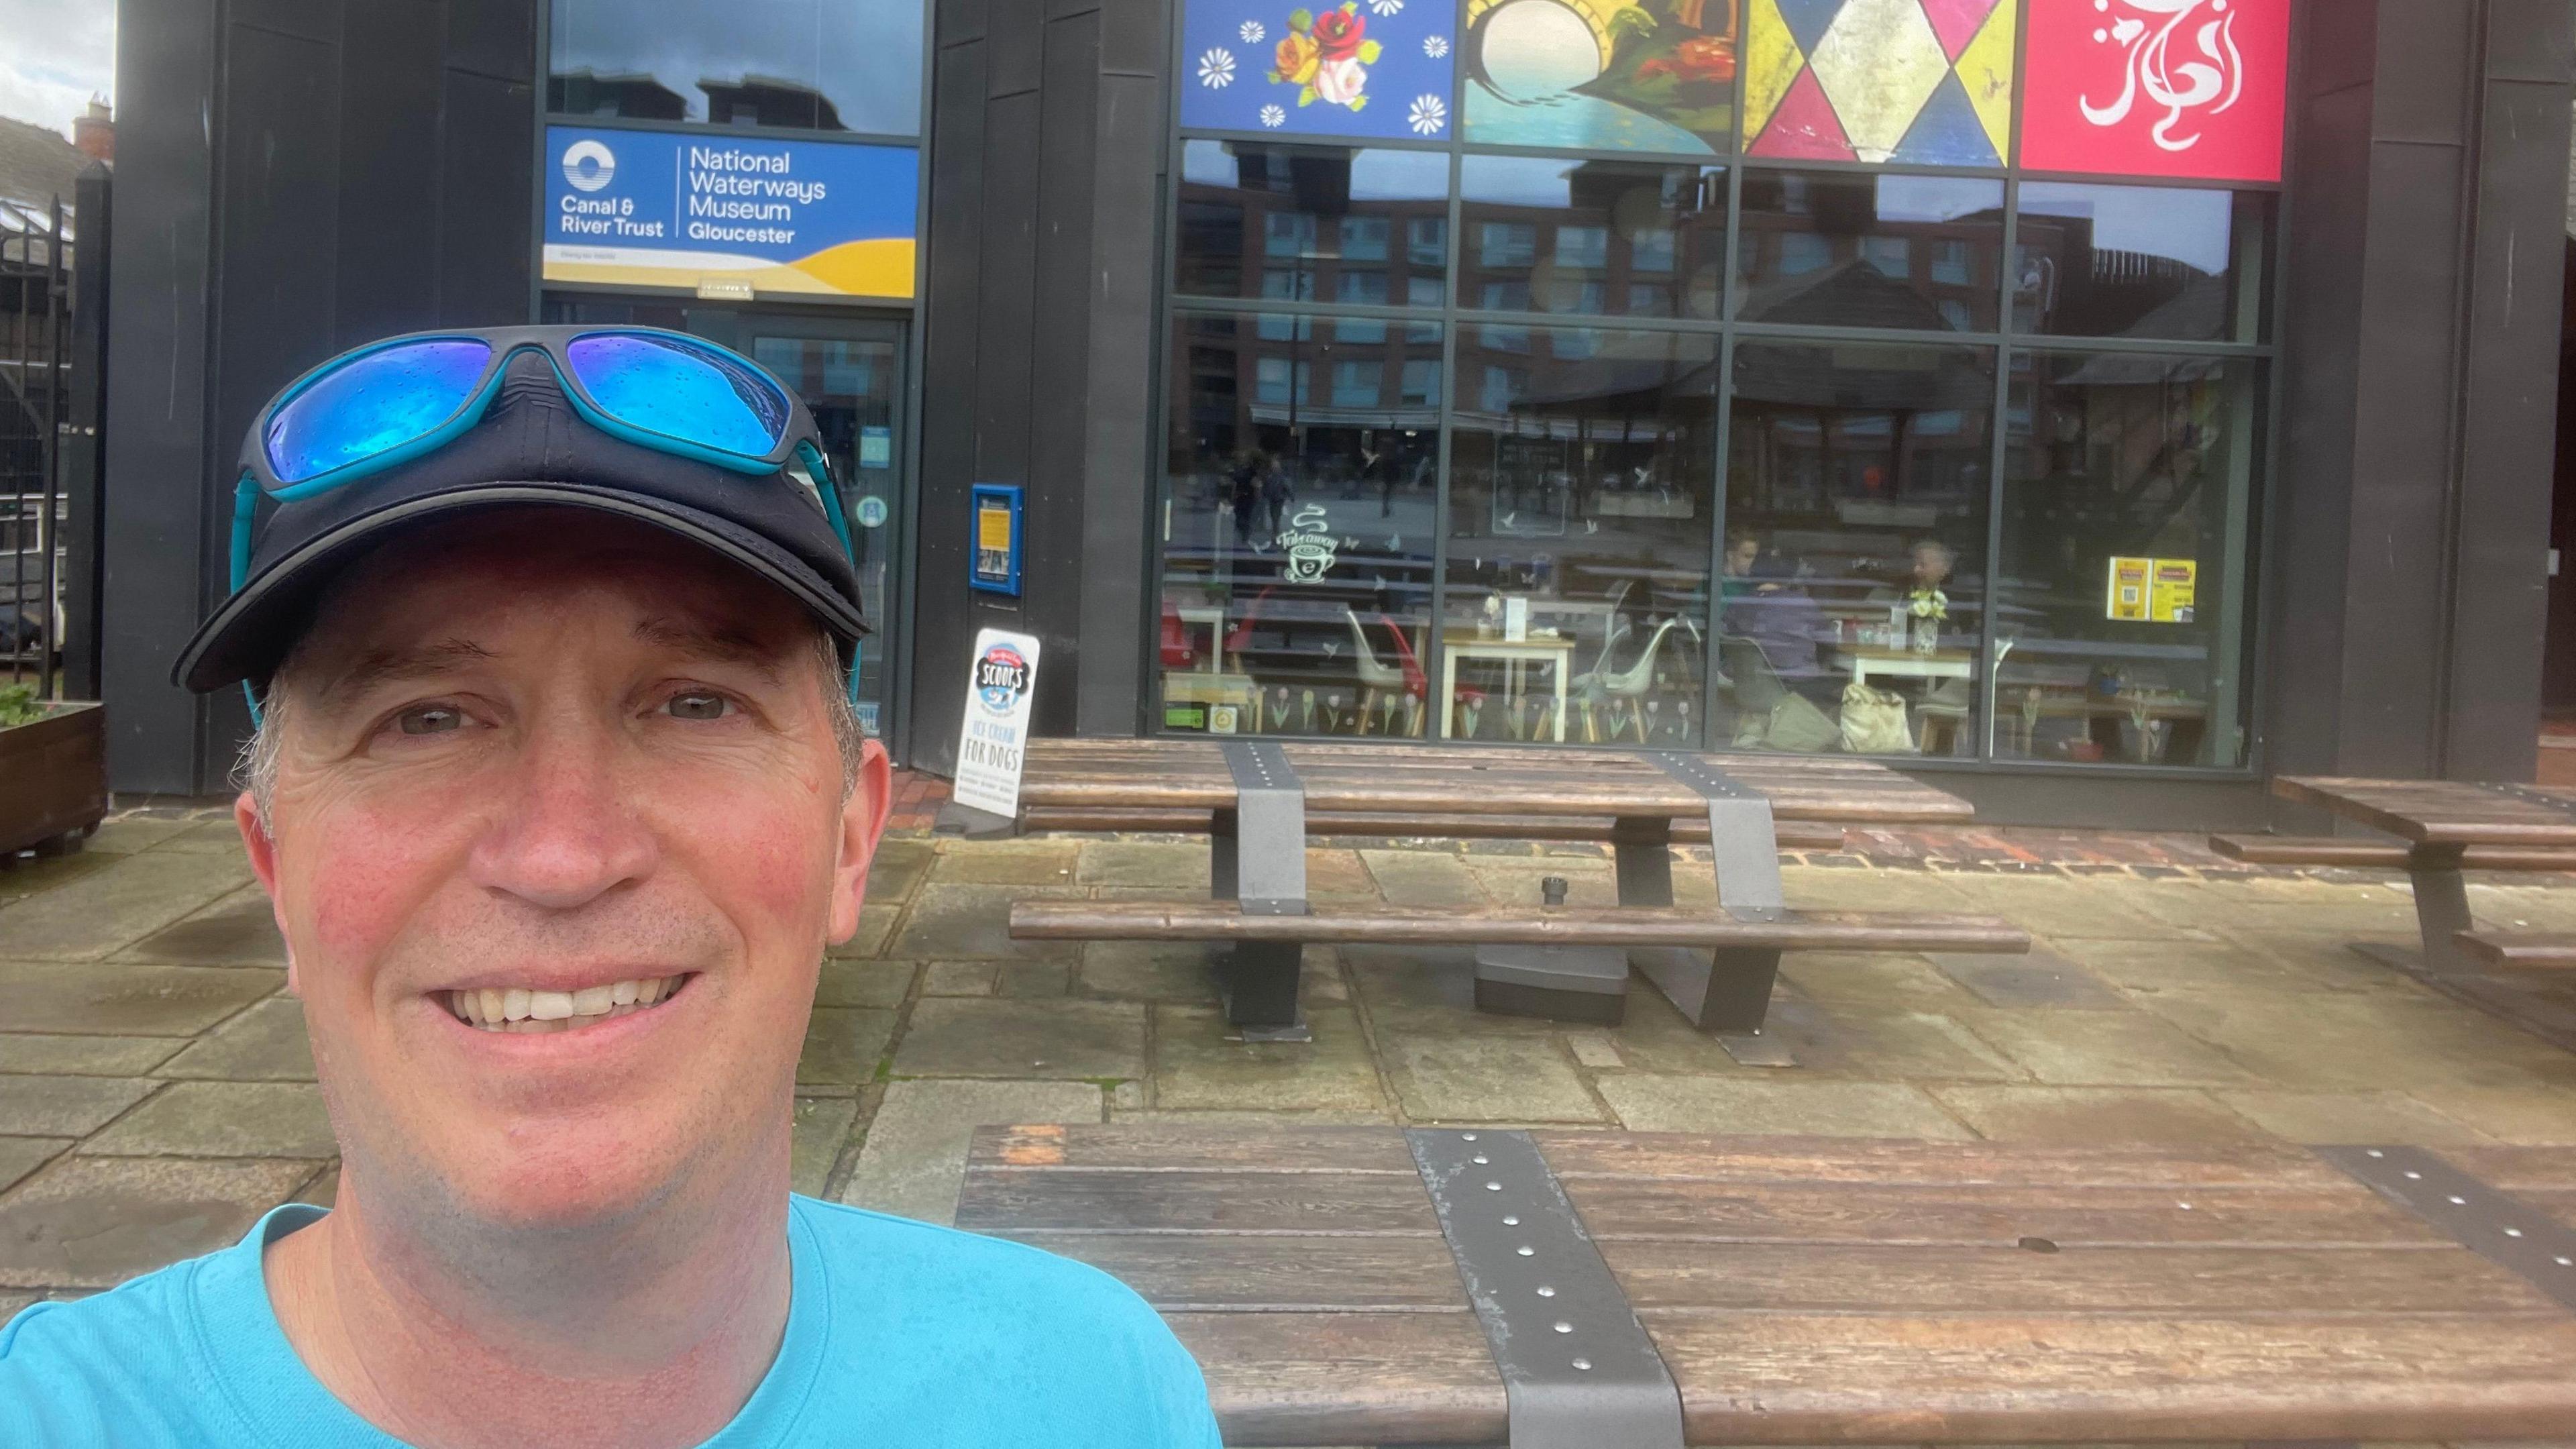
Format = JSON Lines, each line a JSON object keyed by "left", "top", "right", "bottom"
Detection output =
{"left": 0, "top": 329, "right": 1220, "bottom": 1448}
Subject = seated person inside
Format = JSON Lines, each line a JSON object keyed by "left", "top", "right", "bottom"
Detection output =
{"left": 1719, "top": 531, "right": 1836, "bottom": 704}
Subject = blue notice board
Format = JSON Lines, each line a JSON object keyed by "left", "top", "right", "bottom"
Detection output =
{"left": 969, "top": 484, "right": 1023, "bottom": 596}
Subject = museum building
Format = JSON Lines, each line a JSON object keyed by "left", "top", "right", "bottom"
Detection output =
{"left": 101, "top": 0, "right": 2576, "bottom": 828}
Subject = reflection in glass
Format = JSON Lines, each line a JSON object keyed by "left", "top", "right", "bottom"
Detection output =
{"left": 1175, "top": 142, "right": 1452, "bottom": 309}
{"left": 1997, "top": 352, "right": 2260, "bottom": 766}
{"left": 1159, "top": 312, "right": 1442, "bottom": 737}
{"left": 1446, "top": 328, "right": 1719, "bottom": 746}
{"left": 1459, "top": 156, "right": 1726, "bottom": 319}
{"left": 2014, "top": 183, "right": 2269, "bottom": 341}
{"left": 1735, "top": 171, "right": 2005, "bottom": 331}
{"left": 1725, "top": 341, "right": 1996, "bottom": 757}
{"left": 1462, "top": 0, "right": 1740, "bottom": 156}
{"left": 549, "top": 0, "right": 922, "bottom": 134}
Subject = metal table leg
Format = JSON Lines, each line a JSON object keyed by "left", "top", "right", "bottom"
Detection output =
{"left": 1628, "top": 753, "right": 1792, "bottom": 1065}
{"left": 1212, "top": 741, "right": 1311, "bottom": 1042}
{"left": 2349, "top": 842, "right": 2476, "bottom": 978}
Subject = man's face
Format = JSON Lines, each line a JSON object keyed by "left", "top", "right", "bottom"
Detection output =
{"left": 1912, "top": 543, "right": 1953, "bottom": 587}
{"left": 1725, "top": 539, "right": 1758, "bottom": 577}
{"left": 239, "top": 513, "right": 888, "bottom": 1232}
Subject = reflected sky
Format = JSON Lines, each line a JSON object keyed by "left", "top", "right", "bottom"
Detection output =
{"left": 2018, "top": 182, "right": 2232, "bottom": 276}
{"left": 552, "top": 0, "right": 923, "bottom": 136}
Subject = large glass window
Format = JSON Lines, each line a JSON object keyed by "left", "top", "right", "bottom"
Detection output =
{"left": 1177, "top": 142, "right": 1450, "bottom": 309}
{"left": 1725, "top": 342, "right": 1996, "bottom": 757}
{"left": 1446, "top": 328, "right": 1720, "bottom": 745}
{"left": 1996, "top": 352, "right": 2263, "bottom": 767}
{"left": 549, "top": 0, "right": 923, "bottom": 136}
{"left": 2014, "top": 184, "right": 2271, "bottom": 343}
{"left": 1458, "top": 156, "right": 1727, "bottom": 320}
{"left": 1158, "top": 311, "right": 1440, "bottom": 737}
{"left": 1736, "top": 172, "right": 2006, "bottom": 333}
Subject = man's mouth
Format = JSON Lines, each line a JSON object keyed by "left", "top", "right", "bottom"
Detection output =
{"left": 441, "top": 975, "right": 692, "bottom": 1034}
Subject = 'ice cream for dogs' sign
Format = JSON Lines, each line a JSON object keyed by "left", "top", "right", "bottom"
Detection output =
{"left": 953, "top": 629, "right": 1042, "bottom": 818}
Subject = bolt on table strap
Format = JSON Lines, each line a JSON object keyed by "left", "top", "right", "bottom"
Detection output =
{"left": 1218, "top": 740, "right": 1307, "bottom": 916}
{"left": 1407, "top": 1129, "right": 1684, "bottom": 1449}
{"left": 2317, "top": 1145, "right": 2576, "bottom": 1313}
{"left": 1646, "top": 751, "right": 1784, "bottom": 913}
{"left": 2481, "top": 781, "right": 2576, "bottom": 822}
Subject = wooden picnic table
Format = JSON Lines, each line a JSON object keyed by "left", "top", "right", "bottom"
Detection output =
{"left": 1008, "top": 740, "right": 2012, "bottom": 1053}
{"left": 961, "top": 1122, "right": 2576, "bottom": 1446}
{"left": 2273, "top": 776, "right": 2576, "bottom": 975}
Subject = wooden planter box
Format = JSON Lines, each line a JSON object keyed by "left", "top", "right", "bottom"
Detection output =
{"left": 0, "top": 702, "right": 107, "bottom": 855}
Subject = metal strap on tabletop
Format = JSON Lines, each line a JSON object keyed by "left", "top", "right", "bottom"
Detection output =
{"left": 1216, "top": 741, "right": 1307, "bottom": 916}
{"left": 2481, "top": 782, "right": 2576, "bottom": 823}
{"left": 1644, "top": 751, "right": 1784, "bottom": 913}
{"left": 1407, "top": 1129, "right": 1684, "bottom": 1449}
{"left": 2319, "top": 1146, "right": 2576, "bottom": 1312}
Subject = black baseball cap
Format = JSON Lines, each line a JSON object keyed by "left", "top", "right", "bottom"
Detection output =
{"left": 174, "top": 348, "right": 869, "bottom": 694}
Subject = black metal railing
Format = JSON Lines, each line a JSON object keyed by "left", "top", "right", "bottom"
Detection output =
{"left": 0, "top": 183, "right": 98, "bottom": 700}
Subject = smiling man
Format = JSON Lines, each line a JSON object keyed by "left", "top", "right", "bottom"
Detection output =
{"left": 0, "top": 329, "right": 1219, "bottom": 1448}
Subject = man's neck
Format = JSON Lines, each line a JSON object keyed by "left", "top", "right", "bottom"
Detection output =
{"left": 264, "top": 1171, "right": 796, "bottom": 1449}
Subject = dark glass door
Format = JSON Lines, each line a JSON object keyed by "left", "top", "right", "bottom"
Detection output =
{"left": 742, "top": 319, "right": 908, "bottom": 738}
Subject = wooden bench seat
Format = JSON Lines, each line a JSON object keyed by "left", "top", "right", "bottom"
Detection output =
{"left": 2209, "top": 833, "right": 2576, "bottom": 871}
{"left": 961, "top": 1124, "right": 2576, "bottom": 1445}
{"left": 1010, "top": 898, "right": 2029, "bottom": 953}
{"left": 2454, "top": 930, "right": 2576, "bottom": 968}
{"left": 1025, "top": 804, "right": 1848, "bottom": 852}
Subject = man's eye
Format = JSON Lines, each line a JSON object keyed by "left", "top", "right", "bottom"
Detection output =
{"left": 396, "top": 706, "right": 464, "bottom": 736}
{"left": 667, "top": 691, "right": 731, "bottom": 720}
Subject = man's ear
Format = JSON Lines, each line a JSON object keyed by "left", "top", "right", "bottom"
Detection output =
{"left": 235, "top": 791, "right": 301, "bottom": 995}
{"left": 826, "top": 739, "right": 894, "bottom": 945}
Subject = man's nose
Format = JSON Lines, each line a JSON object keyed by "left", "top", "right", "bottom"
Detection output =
{"left": 466, "top": 722, "right": 657, "bottom": 910}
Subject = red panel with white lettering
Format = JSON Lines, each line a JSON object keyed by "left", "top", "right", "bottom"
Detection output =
{"left": 2019, "top": 0, "right": 2290, "bottom": 183}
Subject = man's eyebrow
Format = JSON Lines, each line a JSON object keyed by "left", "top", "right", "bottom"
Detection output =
{"left": 631, "top": 616, "right": 792, "bottom": 683}
{"left": 312, "top": 638, "right": 499, "bottom": 708}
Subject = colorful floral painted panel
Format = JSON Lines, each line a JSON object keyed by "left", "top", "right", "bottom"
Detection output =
{"left": 2021, "top": 0, "right": 2288, "bottom": 182}
{"left": 1461, "top": 1, "right": 1743, "bottom": 158}
{"left": 1743, "top": 0, "right": 2015, "bottom": 166}
{"left": 1180, "top": 0, "right": 1458, "bottom": 141}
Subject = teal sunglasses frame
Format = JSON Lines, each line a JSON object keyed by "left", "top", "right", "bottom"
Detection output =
{"left": 225, "top": 326, "right": 863, "bottom": 716}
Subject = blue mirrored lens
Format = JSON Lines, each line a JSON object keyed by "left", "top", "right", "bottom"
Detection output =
{"left": 564, "top": 333, "right": 790, "bottom": 460}
{"left": 264, "top": 339, "right": 494, "bottom": 486}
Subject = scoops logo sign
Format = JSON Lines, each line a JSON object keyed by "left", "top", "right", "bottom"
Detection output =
{"left": 975, "top": 643, "right": 1031, "bottom": 715}
{"left": 2023, "top": 0, "right": 2288, "bottom": 182}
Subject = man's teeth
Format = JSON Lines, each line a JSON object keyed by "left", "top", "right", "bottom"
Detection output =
{"left": 445, "top": 975, "right": 684, "bottom": 1032}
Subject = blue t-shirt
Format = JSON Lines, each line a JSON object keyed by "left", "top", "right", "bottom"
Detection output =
{"left": 0, "top": 1194, "right": 1220, "bottom": 1447}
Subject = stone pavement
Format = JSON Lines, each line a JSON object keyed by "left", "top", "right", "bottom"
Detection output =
{"left": 9, "top": 807, "right": 2576, "bottom": 1444}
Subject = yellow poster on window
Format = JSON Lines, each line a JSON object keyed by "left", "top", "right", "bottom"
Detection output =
{"left": 2106, "top": 557, "right": 2152, "bottom": 621}
{"left": 2151, "top": 559, "right": 2198, "bottom": 624}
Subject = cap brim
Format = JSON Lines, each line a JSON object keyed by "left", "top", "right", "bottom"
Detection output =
{"left": 173, "top": 482, "right": 872, "bottom": 694}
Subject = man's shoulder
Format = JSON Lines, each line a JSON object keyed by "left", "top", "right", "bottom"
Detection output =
{"left": 786, "top": 1195, "right": 1218, "bottom": 1444}
{"left": 1, "top": 1256, "right": 228, "bottom": 1440}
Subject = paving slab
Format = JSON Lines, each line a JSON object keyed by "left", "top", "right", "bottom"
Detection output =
{"left": 863, "top": 839, "right": 935, "bottom": 903}
{"left": 921, "top": 961, "right": 998, "bottom": 996}
{"left": 791, "top": 1095, "right": 859, "bottom": 1197}
{"left": 1780, "top": 867, "right": 1980, "bottom": 914}
{"left": 1931, "top": 1085, "right": 2273, "bottom": 1147}
{"left": 814, "top": 960, "right": 914, "bottom": 1009}
{"left": 928, "top": 839, "right": 1080, "bottom": 886}
{"left": 0, "top": 1155, "right": 313, "bottom": 1289}
{"left": 1465, "top": 863, "right": 1623, "bottom": 909}
{"left": 0, "top": 1076, "right": 155, "bottom": 1137}
{"left": 1358, "top": 850, "right": 1489, "bottom": 908}
{"left": 888, "top": 883, "right": 1082, "bottom": 962}
{"left": 156, "top": 998, "right": 315, "bottom": 1081}
{"left": 1077, "top": 941, "right": 1224, "bottom": 1005}
{"left": 152, "top": 820, "right": 254, "bottom": 855}
{"left": 0, "top": 1138, "right": 68, "bottom": 1194}
{"left": 825, "top": 903, "right": 901, "bottom": 960}
{"left": 1778, "top": 951, "right": 1990, "bottom": 1015}
{"left": 82, "top": 1080, "right": 337, "bottom": 1159}
{"left": 1153, "top": 1004, "right": 1387, "bottom": 1112}
{"left": 1762, "top": 1000, "right": 2027, "bottom": 1082}
{"left": 0, "top": 961, "right": 280, "bottom": 1037}
{"left": 0, "top": 849, "right": 115, "bottom": 908}
{"left": 1930, "top": 876, "right": 2194, "bottom": 942}
{"left": 0, "top": 849, "right": 256, "bottom": 960}
{"left": 838, "top": 1078, "right": 1102, "bottom": 1226}
{"left": 2131, "top": 990, "right": 2576, "bottom": 1093}
{"left": 1075, "top": 840, "right": 1212, "bottom": 889}
{"left": 80, "top": 817, "right": 203, "bottom": 855}
{"left": 294, "top": 1164, "right": 340, "bottom": 1208}
{"left": 1934, "top": 949, "right": 2130, "bottom": 1010}
{"left": 1378, "top": 1032, "right": 1606, "bottom": 1123}
{"left": 115, "top": 886, "right": 286, "bottom": 966}
{"left": 2402, "top": 1084, "right": 2576, "bottom": 1144}
{"left": 1597, "top": 1075, "right": 1971, "bottom": 1138}
{"left": 994, "top": 962, "right": 1071, "bottom": 998}
{"left": 796, "top": 1007, "right": 898, "bottom": 1087}
{"left": 2210, "top": 1089, "right": 2495, "bottom": 1146}
{"left": 892, "top": 998, "right": 1146, "bottom": 1080}
{"left": 1301, "top": 849, "right": 1378, "bottom": 900}
{"left": 1953, "top": 1007, "right": 2260, "bottom": 1087}
{"left": 0, "top": 1033, "right": 187, "bottom": 1075}
{"left": 1564, "top": 1030, "right": 1625, "bottom": 1069}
